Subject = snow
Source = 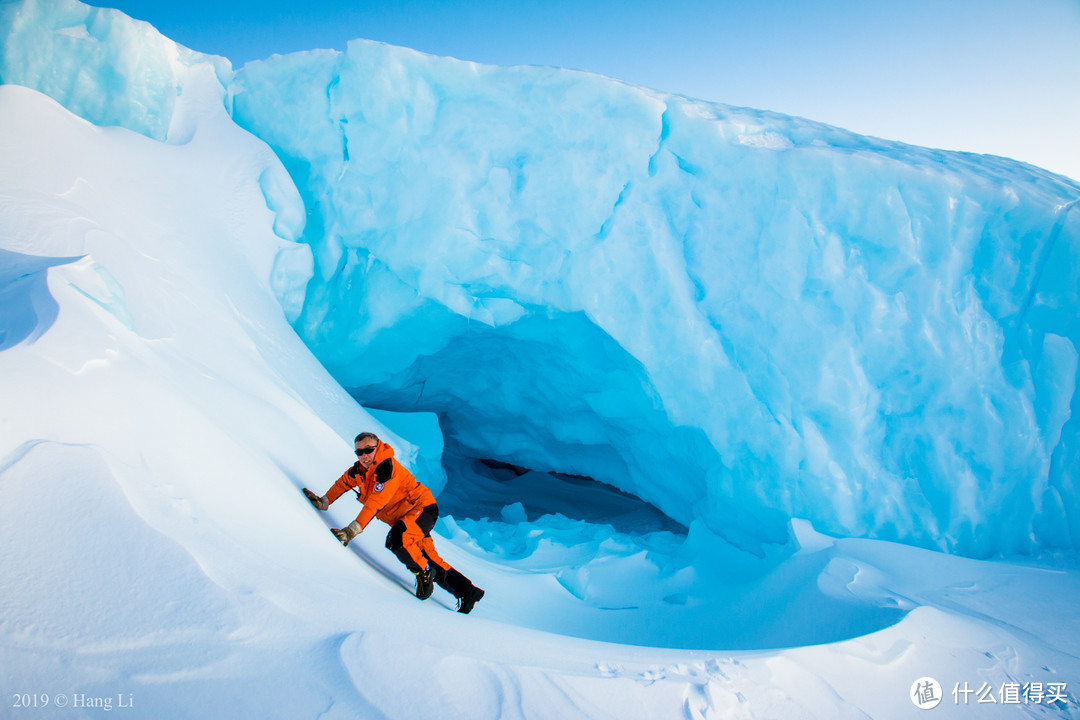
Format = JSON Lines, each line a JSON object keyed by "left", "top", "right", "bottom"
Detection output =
{"left": 1, "top": 1, "right": 1079, "bottom": 718}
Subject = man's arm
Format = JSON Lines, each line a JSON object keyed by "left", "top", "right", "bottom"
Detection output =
{"left": 325, "top": 467, "right": 358, "bottom": 504}
{"left": 304, "top": 466, "right": 356, "bottom": 511}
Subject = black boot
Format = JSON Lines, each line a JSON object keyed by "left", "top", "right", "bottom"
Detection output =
{"left": 457, "top": 586, "right": 484, "bottom": 614}
{"left": 438, "top": 567, "right": 484, "bottom": 613}
{"left": 413, "top": 566, "right": 434, "bottom": 600}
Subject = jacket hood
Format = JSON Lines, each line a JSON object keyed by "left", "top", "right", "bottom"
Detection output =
{"left": 372, "top": 440, "right": 395, "bottom": 466}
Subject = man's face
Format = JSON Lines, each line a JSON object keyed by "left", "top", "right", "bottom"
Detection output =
{"left": 355, "top": 439, "right": 378, "bottom": 469}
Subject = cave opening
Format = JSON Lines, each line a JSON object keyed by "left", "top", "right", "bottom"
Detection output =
{"left": 436, "top": 446, "right": 687, "bottom": 537}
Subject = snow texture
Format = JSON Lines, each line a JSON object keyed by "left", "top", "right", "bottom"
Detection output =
{"left": 1, "top": 1, "right": 1079, "bottom": 718}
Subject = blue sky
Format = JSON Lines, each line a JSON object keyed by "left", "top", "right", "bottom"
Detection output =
{"left": 96, "top": 0, "right": 1080, "bottom": 182}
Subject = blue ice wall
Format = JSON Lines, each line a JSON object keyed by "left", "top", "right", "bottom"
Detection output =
{"left": 0, "top": 0, "right": 230, "bottom": 142}
{"left": 225, "top": 42, "right": 1080, "bottom": 557}
{"left": 4, "top": 0, "right": 1079, "bottom": 557}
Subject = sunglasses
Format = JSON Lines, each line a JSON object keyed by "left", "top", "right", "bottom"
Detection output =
{"left": 355, "top": 446, "right": 377, "bottom": 456}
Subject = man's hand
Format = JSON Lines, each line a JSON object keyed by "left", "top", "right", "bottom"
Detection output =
{"left": 303, "top": 488, "right": 329, "bottom": 511}
{"left": 331, "top": 521, "right": 362, "bottom": 546}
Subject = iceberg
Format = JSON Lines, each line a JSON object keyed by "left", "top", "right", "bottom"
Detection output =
{"left": 230, "top": 38, "right": 1080, "bottom": 558}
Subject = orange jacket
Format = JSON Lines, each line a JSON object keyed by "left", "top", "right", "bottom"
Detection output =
{"left": 325, "top": 440, "right": 435, "bottom": 530}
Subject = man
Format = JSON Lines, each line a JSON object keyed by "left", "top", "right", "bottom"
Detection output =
{"left": 303, "top": 432, "right": 485, "bottom": 614}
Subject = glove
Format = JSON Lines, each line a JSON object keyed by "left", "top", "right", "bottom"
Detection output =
{"left": 303, "top": 488, "right": 329, "bottom": 511}
{"left": 331, "top": 521, "right": 362, "bottom": 547}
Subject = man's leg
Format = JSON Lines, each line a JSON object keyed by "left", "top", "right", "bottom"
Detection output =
{"left": 385, "top": 519, "right": 436, "bottom": 599}
{"left": 385, "top": 520, "right": 427, "bottom": 573}
{"left": 414, "top": 505, "right": 485, "bottom": 613}
{"left": 413, "top": 505, "right": 451, "bottom": 580}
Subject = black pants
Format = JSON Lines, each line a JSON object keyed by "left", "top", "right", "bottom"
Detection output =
{"left": 385, "top": 503, "right": 475, "bottom": 599}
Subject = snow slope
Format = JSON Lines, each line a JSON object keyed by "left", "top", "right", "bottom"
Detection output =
{"left": 1, "top": 1, "right": 1078, "bottom": 718}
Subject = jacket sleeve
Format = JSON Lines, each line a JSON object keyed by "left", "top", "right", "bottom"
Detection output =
{"left": 324, "top": 466, "right": 357, "bottom": 504}
{"left": 354, "top": 459, "right": 401, "bottom": 529}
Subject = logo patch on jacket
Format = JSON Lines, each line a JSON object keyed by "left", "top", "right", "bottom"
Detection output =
{"left": 374, "top": 482, "right": 385, "bottom": 492}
